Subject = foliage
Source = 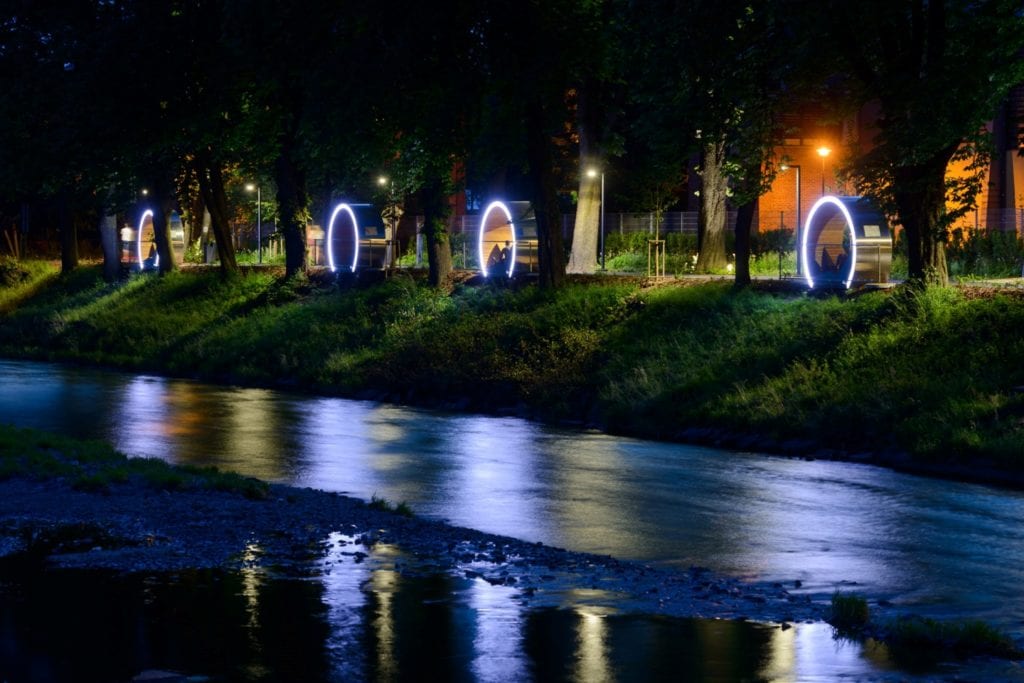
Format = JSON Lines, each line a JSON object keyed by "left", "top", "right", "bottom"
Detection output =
{"left": 4, "top": 267, "right": 1024, "bottom": 471}
{"left": 829, "top": 592, "right": 870, "bottom": 632}
{"left": 881, "top": 615, "right": 1022, "bottom": 660}
{"left": 0, "top": 424, "right": 268, "bottom": 499}
{"left": 368, "top": 494, "right": 414, "bottom": 518}
{"left": 947, "top": 230, "right": 1024, "bottom": 279}
{"left": 0, "top": 258, "right": 58, "bottom": 313}
{"left": 819, "top": 0, "right": 1024, "bottom": 284}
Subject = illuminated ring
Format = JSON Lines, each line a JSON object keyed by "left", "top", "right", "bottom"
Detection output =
{"left": 136, "top": 209, "right": 157, "bottom": 270}
{"left": 478, "top": 201, "right": 517, "bottom": 278}
{"left": 326, "top": 203, "right": 359, "bottom": 273}
{"left": 801, "top": 196, "right": 857, "bottom": 290}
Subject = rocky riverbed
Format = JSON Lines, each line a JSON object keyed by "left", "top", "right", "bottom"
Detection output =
{"left": 0, "top": 474, "right": 826, "bottom": 628}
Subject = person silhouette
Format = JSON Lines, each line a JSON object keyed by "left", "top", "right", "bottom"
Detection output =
{"left": 500, "top": 241, "right": 511, "bottom": 273}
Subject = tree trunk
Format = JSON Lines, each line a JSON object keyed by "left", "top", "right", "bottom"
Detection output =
{"left": 419, "top": 175, "right": 453, "bottom": 288}
{"left": 696, "top": 139, "right": 728, "bottom": 273}
{"left": 146, "top": 170, "right": 178, "bottom": 275}
{"left": 275, "top": 145, "right": 309, "bottom": 278}
{"left": 893, "top": 155, "right": 952, "bottom": 286}
{"left": 525, "top": 99, "right": 566, "bottom": 288}
{"left": 195, "top": 153, "right": 238, "bottom": 276}
{"left": 567, "top": 157, "right": 601, "bottom": 274}
{"left": 99, "top": 212, "right": 120, "bottom": 282}
{"left": 733, "top": 197, "right": 757, "bottom": 289}
{"left": 57, "top": 189, "right": 78, "bottom": 274}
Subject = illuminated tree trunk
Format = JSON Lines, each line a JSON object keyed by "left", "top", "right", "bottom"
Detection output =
{"left": 696, "top": 139, "right": 728, "bottom": 273}
{"left": 567, "top": 157, "right": 600, "bottom": 274}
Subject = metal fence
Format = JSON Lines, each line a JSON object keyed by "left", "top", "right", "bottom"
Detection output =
{"left": 949, "top": 208, "right": 1024, "bottom": 235}
{"left": 448, "top": 211, "right": 739, "bottom": 238}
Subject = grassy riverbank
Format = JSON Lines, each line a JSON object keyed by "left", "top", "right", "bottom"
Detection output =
{"left": 2, "top": 259, "right": 1024, "bottom": 477}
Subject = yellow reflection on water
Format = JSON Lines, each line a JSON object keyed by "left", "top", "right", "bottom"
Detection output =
{"left": 239, "top": 542, "right": 269, "bottom": 679}
{"left": 574, "top": 609, "right": 612, "bottom": 683}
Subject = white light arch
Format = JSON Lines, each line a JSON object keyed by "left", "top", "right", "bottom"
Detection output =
{"left": 478, "top": 200, "right": 517, "bottom": 278}
{"left": 327, "top": 203, "right": 360, "bottom": 273}
{"left": 136, "top": 209, "right": 157, "bottom": 270}
{"left": 801, "top": 196, "right": 858, "bottom": 290}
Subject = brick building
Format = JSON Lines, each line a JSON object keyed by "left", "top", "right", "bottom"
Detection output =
{"left": 757, "top": 90, "right": 1024, "bottom": 235}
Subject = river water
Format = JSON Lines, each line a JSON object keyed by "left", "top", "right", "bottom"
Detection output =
{"left": 3, "top": 359, "right": 1024, "bottom": 679}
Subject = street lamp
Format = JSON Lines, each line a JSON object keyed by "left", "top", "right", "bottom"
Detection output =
{"left": 586, "top": 167, "right": 605, "bottom": 270}
{"left": 246, "top": 183, "right": 261, "bottom": 264}
{"left": 781, "top": 163, "right": 802, "bottom": 275}
{"left": 817, "top": 146, "right": 831, "bottom": 195}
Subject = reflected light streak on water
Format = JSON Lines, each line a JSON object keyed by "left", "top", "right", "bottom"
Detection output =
{"left": 574, "top": 610, "right": 612, "bottom": 683}
{"left": 467, "top": 579, "right": 527, "bottom": 682}
{"left": 5, "top": 360, "right": 1024, "bottom": 633}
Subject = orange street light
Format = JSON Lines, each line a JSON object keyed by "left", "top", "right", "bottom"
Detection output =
{"left": 817, "top": 146, "right": 831, "bottom": 195}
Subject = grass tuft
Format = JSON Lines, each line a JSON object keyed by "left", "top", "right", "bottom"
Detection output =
{"left": 881, "top": 615, "right": 1022, "bottom": 660}
{"left": 368, "top": 494, "right": 414, "bottom": 517}
{"left": 829, "top": 592, "right": 871, "bottom": 632}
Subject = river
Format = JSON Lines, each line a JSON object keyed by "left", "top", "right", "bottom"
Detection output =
{"left": 2, "top": 359, "right": 1024, "bottom": 679}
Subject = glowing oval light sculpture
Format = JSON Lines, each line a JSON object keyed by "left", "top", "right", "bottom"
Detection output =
{"left": 326, "top": 203, "right": 360, "bottom": 273}
{"left": 478, "top": 201, "right": 517, "bottom": 278}
{"left": 801, "top": 195, "right": 892, "bottom": 290}
{"left": 136, "top": 209, "right": 157, "bottom": 270}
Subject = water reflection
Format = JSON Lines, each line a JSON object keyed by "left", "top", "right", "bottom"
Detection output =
{"left": 0, "top": 557, "right": 983, "bottom": 682}
{"left": 575, "top": 610, "right": 612, "bottom": 682}
{"left": 5, "top": 359, "right": 1024, "bottom": 633}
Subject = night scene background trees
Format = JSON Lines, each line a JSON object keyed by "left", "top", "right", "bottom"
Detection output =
{"left": 1, "top": 0, "right": 1022, "bottom": 287}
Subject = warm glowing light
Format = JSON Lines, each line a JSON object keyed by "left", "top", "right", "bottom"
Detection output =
{"left": 326, "top": 203, "right": 360, "bottom": 273}
{"left": 140, "top": 188, "right": 149, "bottom": 196}
{"left": 478, "top": 201, "right": 517, "bottom": 278}
{"left": 780, "top": 164, "right": 790, "bottom": 171}
{"left": 801, "top": 196, "right": 857, "bottom": 290}
{"left": 377, "top": 176, "right": 388, "bottom": 186}
{"left": 245, "top": 183, "right": 256, "bottom": 192}
{"left": 586, "top": 168, "right": 598, "bottom": 178}
{"left": 136, "top": 209, "right": 157, "bottom": 270}
{"left": 816, "top": 146, "right": 831, "bottom": 158}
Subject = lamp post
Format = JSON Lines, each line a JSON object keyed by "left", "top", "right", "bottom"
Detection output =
{"left": 586, "top": 167, "right": 605, "bottom": 270}
{"left": 781, "top": 164, "right": 802, "bottom": 275}
{"left": 817, "top": 146, "right": 831, "bottom": 196}
{"left": 246, "top": 184, "right": 262, "bottom": 264}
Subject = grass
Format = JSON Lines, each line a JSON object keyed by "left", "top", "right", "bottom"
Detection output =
{"left": 827, "top": 591, "right": 1022, "bottom": 662}
{"left": 880, "top": 615, "right": 1022, "bottom": 660}
{"left": 368, "top": 494, "right": 414, "bottom": 517}
{"left": 0, "top": 424, "right": 269, "bottom": 499}
{"left": 829, "top": 592, "right": 871, "bottom": 632}
{"left": 3, "top": 261, "right": 1024, "bottom": 472}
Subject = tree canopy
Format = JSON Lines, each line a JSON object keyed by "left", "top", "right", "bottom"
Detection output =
{"left": 1, "top": 1, "right": 1021, "bottom": 288}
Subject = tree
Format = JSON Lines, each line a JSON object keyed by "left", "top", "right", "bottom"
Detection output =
{"left": 631, "top": 1, "right": 792, "bottom": 283}
{"left": 822, "top": 0, "right": 1024, "bottom": 286}
{"left": 565, "top": 5, "right": 626, "bottom": 274}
